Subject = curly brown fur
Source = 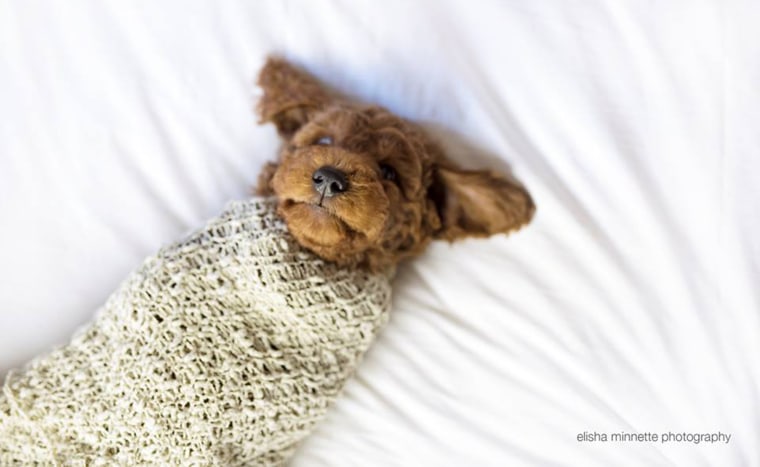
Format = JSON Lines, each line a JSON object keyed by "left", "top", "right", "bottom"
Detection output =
{"left": 255, "top": 57, "right": 535, "bottom": 271}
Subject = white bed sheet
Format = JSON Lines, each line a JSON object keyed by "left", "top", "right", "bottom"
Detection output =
{"left": 1, "top": 1, "right": 758, "bottom": 465}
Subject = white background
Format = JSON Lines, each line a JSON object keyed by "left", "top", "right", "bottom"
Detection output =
{"left": 1, "top": 1, "right": 758, "bottom": 465}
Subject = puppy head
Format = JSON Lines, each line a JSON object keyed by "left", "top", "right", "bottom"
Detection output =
{"left": 257, "top": 58, "right": 535, "bottom": 271}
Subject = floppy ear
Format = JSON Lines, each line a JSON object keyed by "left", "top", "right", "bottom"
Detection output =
{"left": 256, "top": 57, "right": 331, "bottom": 138}
{"left": 429, "top": 163, "right": 535, "bottom": 241}
{"left": 254, "top": 161, "right": 279, "bottom": 196}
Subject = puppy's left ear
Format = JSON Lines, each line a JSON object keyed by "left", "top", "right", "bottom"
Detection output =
{"left": 429, "top": 163, "right": 536, "bottom": 241}
{"left": 257, "top": 57, "right": 331, "bottom": 138}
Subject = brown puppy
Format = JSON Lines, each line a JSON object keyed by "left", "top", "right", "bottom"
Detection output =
{"left": 256, "top": 58, "right": 535, "bottom": 271}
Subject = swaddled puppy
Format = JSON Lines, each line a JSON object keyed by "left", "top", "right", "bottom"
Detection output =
{"left": 256, "top": 58, "right": 535, "bottom": 270}
{"left": 0, "top": 58, "right": 534, "bottom": 466}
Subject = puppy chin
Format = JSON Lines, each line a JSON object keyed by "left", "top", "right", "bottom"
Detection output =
{"left": 278, "top": 202, "right": 350, "bottom": 248}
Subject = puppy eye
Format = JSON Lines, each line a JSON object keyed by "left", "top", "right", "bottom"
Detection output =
{"left": 315, "top": 136, "right": 333, "bottom": 145}
{"left": 379, "top": 163, "right": 398, "bottom": 182}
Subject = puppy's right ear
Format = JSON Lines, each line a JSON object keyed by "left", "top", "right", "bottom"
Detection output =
{"left": 257, "top": 57, "right": 331, "bottom": 138}
{"left": 428, "top": 161, "right": 535, "bottom": 242}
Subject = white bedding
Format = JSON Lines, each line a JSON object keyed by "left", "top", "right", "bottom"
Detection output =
{"left": 1, "top": 1, "right": 758, "bottom": 465}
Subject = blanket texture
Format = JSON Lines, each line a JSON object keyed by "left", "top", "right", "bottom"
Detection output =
{"left": 0, "top": 197, "right": 392, "bottom": 466}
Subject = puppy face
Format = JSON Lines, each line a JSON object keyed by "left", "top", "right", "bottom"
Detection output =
{"left": 256, "top": 58, "right": 535, "bottom": 271}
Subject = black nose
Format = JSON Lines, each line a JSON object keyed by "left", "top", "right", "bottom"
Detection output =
{"left": 312, "top": 166, "right": 348, "bottom": 197}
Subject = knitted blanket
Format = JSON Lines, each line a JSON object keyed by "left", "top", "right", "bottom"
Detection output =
{"left": 0, "top": 197, "right": 393, "bottom": 466}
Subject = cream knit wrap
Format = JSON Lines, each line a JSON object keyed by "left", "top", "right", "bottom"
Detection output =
{"left": 0, "top": 197, "right": 392, "bottom": 466}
